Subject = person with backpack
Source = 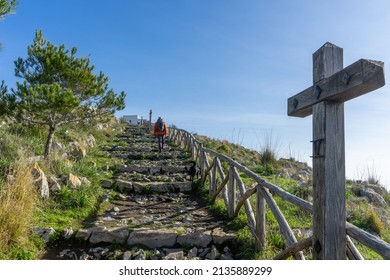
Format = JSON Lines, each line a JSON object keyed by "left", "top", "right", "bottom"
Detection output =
{"left": 154, "top": 117, "right": 168, "bottom": 153}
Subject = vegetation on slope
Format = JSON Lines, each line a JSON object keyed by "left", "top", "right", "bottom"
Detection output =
{"left": 194, "top": 133, "right": 390, "bottom": 260}
{"left": 0, "top": 119, "right": 125, "bottom": 259}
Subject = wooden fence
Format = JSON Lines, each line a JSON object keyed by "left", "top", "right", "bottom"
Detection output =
{"left": 168, "top": 127, "right": 390, "bottom": 260}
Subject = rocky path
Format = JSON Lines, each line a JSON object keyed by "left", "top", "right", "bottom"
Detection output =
{"left": 42, "top": 124, "right": 236, "bottom": 260}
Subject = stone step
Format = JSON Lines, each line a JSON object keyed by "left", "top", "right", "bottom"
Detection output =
{"left": 75, "top": 190, "right": 236, "bottom": 251}
{"left": 114, "top": 137, "right": 153, "bottom": 144}
{"left": 52, "top": 241, "right": 234, "bottom": 260}
{"left": 116, "top": 173, "right": 191, "bottom": 185}
{"left": 75, "top": 225, "right": 235, "bottom": 249}
{"left": 115, "top": 179, "right": 193, "bottom": 193}
{"left": 117, "top": 163, "right": 190, "bottom": 175}
{"left": 44, "top": 123, "right": 238, "bottom": 260}
{"left": 126, "top": 152, "right": 187, "bottom": 161}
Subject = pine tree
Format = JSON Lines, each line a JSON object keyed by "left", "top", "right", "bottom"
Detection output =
{"left": 0, "top": 30, "right": 126, "bottom": 158}
{"left": 0, "top": 0, "right": 16, "bottom": 19}
{"left": 0, "top": 0, "right": 17, "bottom": 49}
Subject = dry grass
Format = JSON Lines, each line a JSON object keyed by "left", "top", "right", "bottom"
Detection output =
{"left": 0, "top": 161, "right": 37, "bottom": 255}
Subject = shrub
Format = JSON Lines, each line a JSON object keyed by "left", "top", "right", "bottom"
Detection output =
{"left": 349, "top": 205, "right": 385, "bottom": 237}
{"left": 217, "top": 142, "right": 231, "bottom": 154}
{"left": 251, "top": 164, "right": 275, "bottom": 176}
{"left": 366, "top": 211, "right": 384, "bottom": 237}
{"left": 259, "top": 130, "right": 280, "bottom": 167}
{"left": 288, "top": 184, "right": 312, "bottom": 200}
{"left": 260, "top": 148, "right": 277, "bottom": 167}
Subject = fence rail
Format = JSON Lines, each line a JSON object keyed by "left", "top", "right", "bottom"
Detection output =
{"left": 168, "top": 127, "right": 390, "bottom": 260}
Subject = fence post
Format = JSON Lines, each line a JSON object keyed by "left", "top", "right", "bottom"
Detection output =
{"left": 149, "top": 109, "right": 152, "bottom": 133}
{"left": 210, "top": 158, "right": 218, "bottom": 197}
{"left": 228, "top": 166, "right": 236, "bottom": 218}
{"left": 201, "top": 151, "right": 210, "bottom": 186}
{"left": 256, "top": 185, "right": 266, "bottom": 252}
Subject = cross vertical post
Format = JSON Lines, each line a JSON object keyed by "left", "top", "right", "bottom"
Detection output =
{"left": 149, "top": 109, "right": 153, "bottom": 133}
{"left": 287, "top": 42, "right": 385, "bottom": 259}
{"left": 312, "top": 43, "right": 345, "bottom": 259}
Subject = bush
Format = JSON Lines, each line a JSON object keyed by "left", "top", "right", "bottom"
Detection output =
{"left": 260, "top": 148, "right": 277, "bottom": 167}
{"left": 349, "top": 206, "right": 385, "bottom": 237}
{"left": 366, "top": 211, "right": 384, "bottom": 237}
{"left": 217, "top": 142, "right": 232, "bottom": 154}
{"left": 259, "top": 130, "right": 280, "bottom": 167}
{"left": 251, "top": 164, "right": 275, "bottom": 176}
{"left": 288, "top": 185, "right": 312, "bottom": 200}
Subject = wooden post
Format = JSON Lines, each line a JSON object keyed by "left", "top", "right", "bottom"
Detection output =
{"left": 201, "top": 151, "right": 210, "bottom": 186}
{"left": 208, "top": 158, "right": 215, "bottom": 194}
{"left": 287, "top": 42, "right": 385, "bottom": 259}
{"left": 210, "top": 158, "right": 218, "bottom": 197}
{"left": 312, "top": 44, "right": 346, "bottom": 260}
{"left": 256, "top": 185, "right": 266, "bottom": 252}
{"left": 149, "top": 109, "right": 152, "bottom": 133}
{"left": 199, "top": 143, "right": 204, "bottom": 180}
{"left": 228, "top": 166, "right": 236, "bottom": 218}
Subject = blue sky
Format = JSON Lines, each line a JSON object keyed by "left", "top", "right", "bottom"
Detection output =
{"left": 1, "top": 0, "right": 390, "bottom": 188}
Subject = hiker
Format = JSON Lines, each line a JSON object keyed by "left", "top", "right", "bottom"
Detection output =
{"left": 154, "top": 117, "right": 168, "bottom": 152}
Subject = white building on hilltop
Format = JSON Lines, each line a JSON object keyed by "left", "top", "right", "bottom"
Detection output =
{"left": 122, "top": 115, "right": 143, "bottom": 125}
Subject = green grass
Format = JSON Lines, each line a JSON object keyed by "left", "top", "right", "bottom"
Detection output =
{"left": 196, "top": 133, "right": 390, "bottom": 260}
{"left": 197, "top": 174, "right": 313, "bottom": 259}
{"left": 0, "top": 234, "right": 46, "bottom": 260}
{"left": 35, "top": 128, "right": 123, "bottom": 233}
{"left": 348, "top": 204, "right": 386, "bottom": 237}
{"left": 0, "top": 116, "right": 126, "bottom": 259}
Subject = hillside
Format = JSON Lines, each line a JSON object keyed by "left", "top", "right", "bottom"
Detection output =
{"left": 193, "top": 133, "right": 390, "bottom": 259}
{"left": 0, "top": 117, "right": 125, "bottom": 259}
{"left": 0, "top": 121, "right": 389, "bottom": 260}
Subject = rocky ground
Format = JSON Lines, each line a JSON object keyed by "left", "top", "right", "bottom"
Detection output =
{"left": 40, "top": 124, "right": 237, "bottom": 260}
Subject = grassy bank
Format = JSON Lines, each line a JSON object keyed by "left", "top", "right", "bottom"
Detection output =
{"left": 194, "top": 134, "right": 390, "bottom": 260}
{"left": 0, "top": 118, "right": 124, "bottom": 259}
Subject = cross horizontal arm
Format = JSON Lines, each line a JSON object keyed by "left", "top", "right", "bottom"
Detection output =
{"left": 288, "top": 59, "right": 385, "bottom": 117}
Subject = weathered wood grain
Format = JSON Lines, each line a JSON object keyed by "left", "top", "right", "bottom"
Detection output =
{"left": 312, "top": 42, "right": 343, "bottom": 84}
{"left": 312, "top": 101, "right": 346, "bottom": 260}
{"left": 255, "top": 185, "right": 266, "bottom": 251}
{"left": 310, "top": 43, "right": 346, "bottom": 260}
{"left": 200, "top": 150, "right": 210, "bottom": 185}
{"left": 227, "top": 167, "right": 236, "bottom": 218}
{"left": 210, "top": 157, "right": 218, "bottom": 197}
{"left": 346, "top": 223, "right": 390, "bottom": 260}
{"left": 288, "top": 59, "right": 385, "bottom": 117}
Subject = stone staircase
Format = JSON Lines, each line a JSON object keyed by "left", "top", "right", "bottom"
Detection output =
{"left": 43, "top": 124, "right": 236, "bottom": 260}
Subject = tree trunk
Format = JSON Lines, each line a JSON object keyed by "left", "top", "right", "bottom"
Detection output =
{"left": 44, "top": 125, "right": 56, "bottom": 160}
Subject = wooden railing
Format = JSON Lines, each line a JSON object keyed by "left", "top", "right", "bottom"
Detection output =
{"left": 168, "top": 127, "right": 390, "bottom": 260}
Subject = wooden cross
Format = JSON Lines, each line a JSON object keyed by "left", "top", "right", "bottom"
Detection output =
{"left": 287, "top": 42, "right": 385, "bottom": 260}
